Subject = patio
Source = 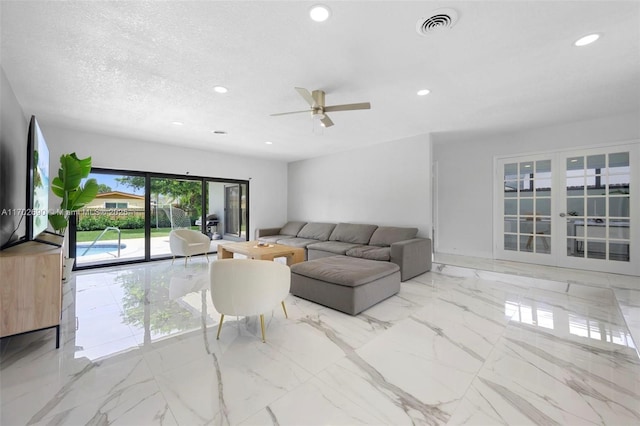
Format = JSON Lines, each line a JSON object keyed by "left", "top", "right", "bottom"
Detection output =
{"left": 75, "top": 236, "right": 231, "bottom": 266}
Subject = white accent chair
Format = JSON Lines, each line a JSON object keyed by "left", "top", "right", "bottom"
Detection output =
{"left": 210, "top": 259, "right": 291, "bottom": 343}
{"left": 169, "top": 229, "right": 210, "bottom": 266}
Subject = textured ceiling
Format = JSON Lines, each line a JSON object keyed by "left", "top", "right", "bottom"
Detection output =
{"left": 1, "top": 1, "right": 639, "bottom": 162}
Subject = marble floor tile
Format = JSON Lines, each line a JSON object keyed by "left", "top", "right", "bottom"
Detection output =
{"left": 2, "top": 256, "right": 638, "bottom": 426}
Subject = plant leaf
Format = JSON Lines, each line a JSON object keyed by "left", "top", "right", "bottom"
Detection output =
{"left": 59, "top": 154, "right": 83, "bottom": 191}
{"left": 48, "top": 213, "right": 67, "bottom": 232}
{"left": 51, "top": 176, "right": 65, "bottom": 198}
{"left": 68, "top": 179, "right": 99, "bottom": 210}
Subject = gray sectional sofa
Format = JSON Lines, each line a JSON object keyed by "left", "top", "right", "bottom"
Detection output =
{"left": 256, "top": 221, "right": 431, "bottom": 315}
{"left": 256, "top": 221, "right": 432, "bottom": 282}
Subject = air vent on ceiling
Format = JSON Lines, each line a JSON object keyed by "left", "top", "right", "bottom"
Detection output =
{"left": 416, "top": 8, "right": 458, "bottom": 36}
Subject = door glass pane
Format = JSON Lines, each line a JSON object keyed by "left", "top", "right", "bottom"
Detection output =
{"left": 535, "top": 179, "right": 551, "bottom": 195}
{"left": 504, "top": 163, "right": 518, "bottom": 179}
{"left": 609, "top": 197, "right": 629, "bottom": 218}
{"left": 609, "top": 242, "right": 630, "bottom": 261}
{"left": 586, "top": 240, "right": 606, "bottom": 259}
{"left": 536, "top": 198, "right": 551, "bottom": 216}
{"left": 537, "top": 236, "right": 551, "bottom": 254}
{"left": 586, "top": 198, "right": 606, "bottom": 217}
{"left": 536, "top": 219, "right": 551, "bottom": 235}
{"left": 225, "top": 185, "right": 240, "bottom": 237}
{"left": 608, "top": 174, "right": 630, "bottom": 195}
{"left": 520, "top": 162, "right": 534, "bottom": 177}
{"left": 501, "top": 158, "right": 553, "bottom": 256}
{"left": 608, "top": 219, "right": 630, "bottom": 239}
{"left": 566, "top": 177, "right": 584, "bottom": 195}
{"left": 504, "top": 199, "right": 517, "bottom": 215}
{"left": 504, "top": 180, "right": 518, "bottom": 197}
{"left": 150, "top": 177, "right": 206, "bottom": 259}
{"left": 567, "top": 198, "right": 584, "bottom": 216}
{"left": 504, "top": 234, "right": 517, "bottom": 251}
{"left": 565, "top": 150, "right": 631, "bottom": 263}
{"left": 75, "top": 172, "right": 146, "bottom": 267}
{"left": 586, "top": 154, "right": 606, "bottom": 173}
{"left": 567, "top": 157, "right": 584, "bottom": 171}
{"left": 205, "top": 182, "right": 224, "bottom": 241}
{"left": 221, "top": 183, "right": 248, "bottom": 240}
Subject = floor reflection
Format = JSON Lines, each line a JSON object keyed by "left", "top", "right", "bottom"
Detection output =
{"left": 73, "top": 259, "right": 216, "bottom": 361}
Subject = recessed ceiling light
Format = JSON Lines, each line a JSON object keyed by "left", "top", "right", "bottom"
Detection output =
{"left": 417, "top": 89, "right": 430, "bottom": 96}
{"left": 213, "top": 86, "right": 228, "bottom": 93}
{"left": 574, "top": 33, "right": 600, "bottom": 47}
{"left": 310, "top": 5, "right": 331, "bottom": 22}
{"left": 265, "top": 141, "right": 273, "bottom": 145}
{"left": 171, "top": 121, "right": 184, "bottom": 126}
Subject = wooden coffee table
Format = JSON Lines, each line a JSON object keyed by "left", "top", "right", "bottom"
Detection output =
{"left": 217, "top": 241, "right": 305, "bottom": 266}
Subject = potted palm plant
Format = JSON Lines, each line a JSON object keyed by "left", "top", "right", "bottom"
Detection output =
{"left": 48, "top": 153, "right": 98, "bottom": 233}
{"left": 48, "top": 153, "right": 98, "bottom": 278}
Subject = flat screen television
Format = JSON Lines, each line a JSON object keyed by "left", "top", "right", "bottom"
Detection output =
{"left": 25, "top": 116, "right": 61, "bottom": 247}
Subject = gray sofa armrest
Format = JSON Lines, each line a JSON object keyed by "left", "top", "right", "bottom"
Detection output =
{"left": 390, "top": 238, "right": 432, "bottom": 281}
{"left": 255, "top": 227, "right": 282, "bottom": 239}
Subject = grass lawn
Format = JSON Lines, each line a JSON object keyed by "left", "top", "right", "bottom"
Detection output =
{"left": 76, "top": 227, "right": 199, "bottom": 242}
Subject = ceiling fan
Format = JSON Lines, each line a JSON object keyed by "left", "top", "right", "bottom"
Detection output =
{"left": 270, "top": 87, "right": 371, "bottom": 128}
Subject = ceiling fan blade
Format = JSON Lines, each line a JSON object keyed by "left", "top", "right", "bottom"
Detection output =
{"left": 320, "top": 115, "right": 334, "bottom": 128}
{"left": 324, "top": 102, "right": 371, "bottom": 112}
{"left": 270, "top": 109, "right": 311, "bottom": 116}
{"left": 295, "top": 87, "right": 316, "bottom": 107}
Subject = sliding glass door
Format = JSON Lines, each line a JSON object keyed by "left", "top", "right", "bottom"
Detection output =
{"left": 72, "top": 169, "right": 249, "bottom": 269}
{"left": 74, "top": 171, "right": 146, "bottom": 267}
{"left": 223, "top": 184, "right": 247, "bottom": 239}
{"left": 149, "top": 176, "right": 204, "bottom": 259}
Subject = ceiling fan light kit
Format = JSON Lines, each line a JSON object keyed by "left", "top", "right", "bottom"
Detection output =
{"left": 271, "top": 87, "right": 370, "bottom": 128}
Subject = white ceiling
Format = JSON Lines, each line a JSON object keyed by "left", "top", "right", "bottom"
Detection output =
{"left": 2, "top": 1, "right": 639, "bottom": 162}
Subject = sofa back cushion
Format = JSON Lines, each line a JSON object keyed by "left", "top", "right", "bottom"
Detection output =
{"left": 279, "top": 221, "right": 307, "bottom": 236}
{"left": 369, "top": 226, "right": 418, "bottom": 247}
{"left": 297, "top": 222, "right": 336, "bottom": 241}
{"left": 329, "top": 223, "right": 378, "bottom": 244}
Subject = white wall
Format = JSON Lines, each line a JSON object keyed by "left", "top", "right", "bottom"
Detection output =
{"left": 0, "top": 66, "right": 28, "bottom": 247}
{"left": 432, "top": 112, "right": 640, "bottom": 258}
{"left": 41, "top": 124, "right": 288, "bottom": 240}
{"left": 288, "top": 134, "right": 431, "bottom": 237}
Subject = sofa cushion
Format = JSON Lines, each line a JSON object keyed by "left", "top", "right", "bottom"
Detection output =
{"left": 258, "top": 235, "right": 287, "bottom": 243}
{"left": 369, "top": 226, "right": 418, "bottom": 247}
{"left": 275, "top": 237, "right": 320, "bottom": 248}
{"left": 346, "top": 246, "right": 391, "bottom": 261}
{"left": 297, "top": 222, "right": 336, "bottom": 241}
{"left": 329, "top": 223, "right": 378, "bottom": 244}
{"left": 280, "top": 221, "right": 307, "bottom": 236}
{"left": 307, "top": 241, "right": 362, "bottom": 255}
{"left": 290, "top": 255, "right": 399, "bottom": 287}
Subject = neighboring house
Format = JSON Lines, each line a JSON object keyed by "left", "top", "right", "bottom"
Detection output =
{"left": 80, "top": 191, "right": 145, "bottom": 220}
{"left": 85, "top": 191, "right": 145, "bottom": 210}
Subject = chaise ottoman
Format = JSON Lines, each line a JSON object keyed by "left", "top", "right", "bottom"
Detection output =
{"left": 290, "top": 255, "right": 400, "bottom": 315}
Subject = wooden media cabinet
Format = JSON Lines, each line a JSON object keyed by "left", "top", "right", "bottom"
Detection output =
{"left": 0, "top": 240, "right": 64, "bottom": 348}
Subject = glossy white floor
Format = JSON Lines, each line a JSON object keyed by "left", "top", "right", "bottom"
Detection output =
{"left": 1, "top": 254, "right": 639, "bottom": 425}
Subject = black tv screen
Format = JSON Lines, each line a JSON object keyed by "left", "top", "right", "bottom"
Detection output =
{"left": 25, "top": 115, "right": 50, "bottom": 240}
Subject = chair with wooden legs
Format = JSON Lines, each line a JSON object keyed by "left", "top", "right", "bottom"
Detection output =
{"left": 209, "top": 259, "right": 291, "bottom": 343}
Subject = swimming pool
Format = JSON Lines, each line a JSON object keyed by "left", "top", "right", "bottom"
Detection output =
{"left": 77, "top": 243, "right": 127, "bottom": 257}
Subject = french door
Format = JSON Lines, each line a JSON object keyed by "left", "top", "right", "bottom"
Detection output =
{"left": 495, "top": 143, "right": 639, "bottom": 275}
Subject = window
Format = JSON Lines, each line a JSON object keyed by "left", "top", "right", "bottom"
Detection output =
{"left": 105, "top": 202, "right": 128, "bottom": 208}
